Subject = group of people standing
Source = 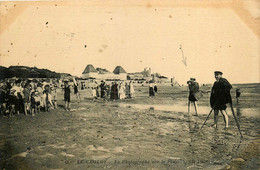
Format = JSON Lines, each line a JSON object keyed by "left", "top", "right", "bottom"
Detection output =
{"left": 91, "top": 81, "right": 135, "bottom": 100}
{"left": 149, "top": 82, "right": 158, "bottom": 97}
{"left": 188, "top": 71, "right": 241, "bottom": 129}
{"left": 0, "top": 79, "right": 59, "bottom": 117}
{"left": 1, "top": 72, "right": 242, "bottom": 131}
{"left": 110, "top": 81, "right": 135, "bottom": 100}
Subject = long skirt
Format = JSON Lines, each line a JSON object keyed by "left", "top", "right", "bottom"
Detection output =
{"left": 149, "top": 87, "right": 154, "bottom": 96}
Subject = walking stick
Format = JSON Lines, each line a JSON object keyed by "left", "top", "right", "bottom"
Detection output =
{"left": 229, "top": 104, "right": 243, "bottom": 138}
{"left": 187, "top": 84, "right": 190, "bottom": 114}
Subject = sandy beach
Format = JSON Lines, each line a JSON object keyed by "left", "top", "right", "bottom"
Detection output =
{"left": 0, "top": 84, "right": 259, "bottom": 169}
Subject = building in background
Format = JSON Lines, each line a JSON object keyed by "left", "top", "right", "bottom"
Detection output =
{"left": 113, "top": 66, "right": 127, "bottom": 80}
{"left": 82, "top": 64, "right": 99, "bottom": 79}
{"left": 82, "top": 64, "right": 127, "bottom": 80}
{"left": 81, "top": 64, "right": 173, "bottom": 84}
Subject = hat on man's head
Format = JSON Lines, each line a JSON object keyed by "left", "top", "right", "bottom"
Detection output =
{"left": 190, "top": 78, "right": 196, "bottom": 81}
{"left": 214, "top": 71, "right": 223, "bottom": 75}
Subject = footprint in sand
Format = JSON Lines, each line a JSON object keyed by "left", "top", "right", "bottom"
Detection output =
{"left": 6, "top": 151, "right": 30, "bottom": 161}
{"left": 86, "top": 145, "right": 109, "bottom": 152}
{"left": 60, "top": 152, "right": 75, "bottom": 157}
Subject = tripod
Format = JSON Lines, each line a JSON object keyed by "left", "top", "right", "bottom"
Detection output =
{"left": 200, "top": 100, "right": 243, "bottom": 138}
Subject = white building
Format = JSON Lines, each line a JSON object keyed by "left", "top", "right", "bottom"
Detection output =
{"left": 82, "top": 64, "right": 98, "bottom": 79}
{"left": 82, "top": 64, "right": 127, "bottom": 80}
{"left": 113, "top": 66, "right": 127, "bottom": 80}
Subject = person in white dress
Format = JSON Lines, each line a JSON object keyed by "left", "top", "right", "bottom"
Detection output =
{"left": 119, "top": 82, "right": 126, "bottom": 99}
{"left": 129, "top": 81, "right": 135, "bottom": 98}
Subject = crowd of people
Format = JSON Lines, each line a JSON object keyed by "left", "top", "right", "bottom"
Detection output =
{"left": 91, "top": 80, "right": 135, "bottom": 100}
{"left": 0, "top": 78, "right": 60, "bottom": 117}
{"left": 0, "top": 71, "right": 242, "bottom": 131}
{"left": 0, "top": 78, "right": 138, "bottom": 117}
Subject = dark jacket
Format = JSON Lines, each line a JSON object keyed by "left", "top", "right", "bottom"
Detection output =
{"left": 210, "top": 78, "right": 232, "bottom": 110}
{"left": 189, "top": 82, "right": 199, "bottom": 94}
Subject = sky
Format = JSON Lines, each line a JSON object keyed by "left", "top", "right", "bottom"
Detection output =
{"left": 0, "top": 0, "right": 259, "bottom": 84}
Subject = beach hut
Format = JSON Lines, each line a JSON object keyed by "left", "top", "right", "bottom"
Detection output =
{"left": 113, "top": 66, "right": 127, "bottom": 80}
{"left": 82, "top": 64, "right": 98, "bottom": 79}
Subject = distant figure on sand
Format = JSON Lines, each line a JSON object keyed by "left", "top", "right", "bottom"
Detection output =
{"left": 95, "top": 82, "right": 100, "bottom": 98}
{"left": 119, "top": 82, "right": 126, "bottom": 99}
{"left": 149, "top": 82, "right": 155, "bottom": 97}
{"left": 73, "top": 78, "right": 81, "bottom": 101}
{"left": 43, "top": 84, "right": 54, "bottom": 112}
{"left": 129, "top": 81, "right": 135, "bottom": 98}
{"left": 91, "top": 87, "right": 97, "bottom": 100}
{"left": 149, "top": 82, "right": 154, "bottom": 97}
{"left": 187, "top": 78, "right": 200, "bottom": 116}
{"left": 110, "top": 82, "right": 118, "bottom": 100}
{"left": 210, "top": 71, "right": 232, "bottom": 129}
{"left": 236, "top": 88, "right": 241, "bottom": 103}
{"left": 154, "top": 83, "right": 157, "bottom": 96}
{"left": 125, "top": 82, "right": 130, "bottom": 98}
{"left": 100, "top": 81, "right": 106, "bottom": 98}
{"left": 51, "top": 84, "right": 58, "bottom": 109}
{"left": 22, "top": 83, "right": 30, "bottom": 115}
{"left": 64, "top": 80, "right": 71, "bottom": 111}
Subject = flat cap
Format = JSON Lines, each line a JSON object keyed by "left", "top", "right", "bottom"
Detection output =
{"left": 214, "top": 71, "right": 223, "bottom": 75}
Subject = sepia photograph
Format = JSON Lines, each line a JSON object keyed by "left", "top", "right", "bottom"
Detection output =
{"left": 0, "top": 0, "right": 259, "bottom": 169}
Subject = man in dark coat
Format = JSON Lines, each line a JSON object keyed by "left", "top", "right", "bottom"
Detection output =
{"left": 64, "top": 80, "right": 71, "bottom": 111}
{"left": 110, "top": 81, "right": 118, "bottom": 100}
{"left": 210, "top": 71, "right": 232, "bottom": 129}
{"left": 149, "top": 82, "right": 155, "bottom": 97}
{"left": 236, "top": 88, "right": 241, "bottom": 103}
{"left": 110, "top": 82, "right": 115, "bottom": 100}
{"left": 187, "top": 78, "right": 200, "bottom": 115}
{"left": 100, "top": 81, "right": 106, "bottom": 98}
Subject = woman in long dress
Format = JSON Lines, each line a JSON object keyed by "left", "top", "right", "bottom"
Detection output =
{"left": 119, "top": 82, "right": 126, "bottom": 99}
{"left": 125, "top": 82, "right": 130, "bottom": 98}
{"left": 149, "top": 82, "right": 155, "bottom": 97}
{"left": 129, "top": 81, "right": 135, "bottom": 98}
{"left": 73, "top": 78, "right": 81, "bottom": 101}
{"left": 110, "top": 82, "right": 118, "bottom": 100}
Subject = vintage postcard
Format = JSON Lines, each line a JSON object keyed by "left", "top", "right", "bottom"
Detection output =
{"left": 0, "top": 0, "right": 259, "bottom": 169}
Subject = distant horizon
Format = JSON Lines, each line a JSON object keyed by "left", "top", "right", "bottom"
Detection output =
{"left": 1, "top": 64, "right": 260, "bottom": 85}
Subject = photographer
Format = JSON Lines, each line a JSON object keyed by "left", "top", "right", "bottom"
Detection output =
{"left": 210, "top": 71, "right": 232, "bottom": 129}
{"left": 187, "top": 78, "right": 200, "bottom": 116}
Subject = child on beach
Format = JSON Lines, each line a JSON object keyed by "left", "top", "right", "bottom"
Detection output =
{"left": 43, "top": 84, "right": 53, "bottom": 112}
{"left": 34, "top": 92, "right": 41, "bottom": 113}
{"left": 73, "top": 78, "right": 81, "bottom": 102}
{"left": 0, "top": 82, "right": 8, "bottom": 117}
{"left": 37, "top": 83, "right": 44, "bottom": 109}
{"left": 30, "top": 92, "right": 36, "bottom": 116}
{"left": 22, "top": 83, "right": 31, "bottom": 115}
{"left": 51, "top": 84, "right": 58, "bottom": 109}
{"left": 11, "top": 80, "right": 23, "bottom": 115}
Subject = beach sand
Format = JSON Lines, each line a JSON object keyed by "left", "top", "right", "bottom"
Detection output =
{"left": 0, "top": 84, "right": 259, "bottom": 169}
